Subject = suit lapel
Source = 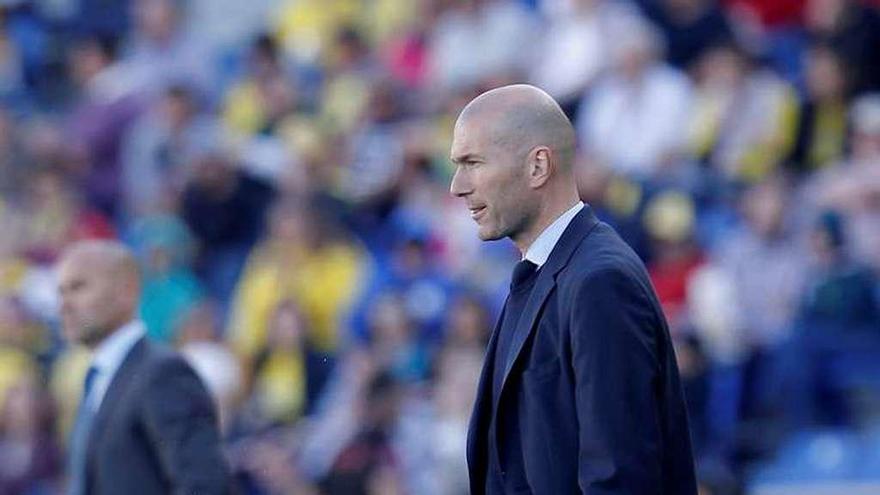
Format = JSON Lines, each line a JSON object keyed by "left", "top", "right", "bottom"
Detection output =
{"left": 86, "top": 337, "right": 149, "bottom": 470}
{"left": 466, "top": 206, "right": 600, "bottom": 489}
{"left": 467, "top": 300, "right": 506, "bottom": 469}
{"left": 495, "top": 206, "right": 600, "bottom": 406}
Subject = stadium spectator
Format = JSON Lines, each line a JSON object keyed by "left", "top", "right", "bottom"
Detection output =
{"left": 637, "top": 0, "right": 735, "bottom": 70}
{"left": 130, "top": 213, "right": 203, "bottom": 343}
{"left": 121, "top": 84, "right": 215, "bottom": 218}
{"left": 577, "top": 14, "right": 693, "bottom": 179}
{"left": 66, "top": 34, "right": 144, "bottom": 217}
{"left": 787, "top": 41, "right": 851, "bottom": 172}
{"left": 180, "top": 132, "right": 275, "bottom": 309}
{"left": 686, "top": 41, "right": 799, "bottom": 181}
{"left": 0, "top": 375, "right": 62, "bottom": 495}
{"left": 228, "top": 198, "right": 365, "bottom": 361}
{"left": 530, "top": 0, "right": 634, "bottom": 116}
{"left": 805, "top": 0, "right": 880, "bottom": 96}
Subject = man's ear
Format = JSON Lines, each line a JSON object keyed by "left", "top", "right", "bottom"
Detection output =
{"left": 528, "top": 146, "right": 552, "bottom": 189}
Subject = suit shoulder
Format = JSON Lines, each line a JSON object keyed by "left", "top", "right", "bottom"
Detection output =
{"left": 563, "top": 222, "right": 648, "bottom": 285}
{"left": 139, "top": 340, "right": 199, "bottom": 382}
{"left": 137, "top": 342, "right": 215, "bottom": 411}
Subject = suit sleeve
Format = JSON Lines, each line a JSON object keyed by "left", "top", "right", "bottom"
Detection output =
{"left": 570, "top": 268, "right": 664, "bottom": 494}
{"left": 141, "top": 356, "right": 233, "bottom": 495}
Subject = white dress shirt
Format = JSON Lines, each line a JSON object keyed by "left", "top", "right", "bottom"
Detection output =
{"left": 85, "top": 320, "right": 146, "bottom": 411}
{"left": 524, "top": 201, "right": 585, "bottom": 268}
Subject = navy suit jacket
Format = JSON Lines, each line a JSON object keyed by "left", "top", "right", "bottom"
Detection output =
{"left": 81, "top": 337, "right": 232, "bottom": 494}
{"left": 466, "top": 206, "right": 697, "bottom": 494}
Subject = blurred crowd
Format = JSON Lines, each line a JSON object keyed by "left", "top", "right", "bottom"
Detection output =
{"left": 0, "top": 0, "right": 878, "bottom": 493}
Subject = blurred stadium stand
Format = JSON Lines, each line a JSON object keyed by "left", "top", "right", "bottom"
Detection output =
{"left": 0, "top": 0, "right": 878, "bottom": 494}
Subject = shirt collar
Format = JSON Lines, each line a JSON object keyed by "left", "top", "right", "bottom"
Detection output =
{"left": 91, "top": 320, "right": 145, "bottom": 375}
{"left": 524, "top": 201, "right": 585, "bottom": 268}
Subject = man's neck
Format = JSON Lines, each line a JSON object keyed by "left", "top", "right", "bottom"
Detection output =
{"left": 86, "top": 316, "right": 135, "bottom": 352}
{"left": 513, "top": 197, "right": 581, "bottom": 255}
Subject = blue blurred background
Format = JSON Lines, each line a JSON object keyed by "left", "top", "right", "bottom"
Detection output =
{"left": 0, "top": 0, "right": 878, "bottom": 493}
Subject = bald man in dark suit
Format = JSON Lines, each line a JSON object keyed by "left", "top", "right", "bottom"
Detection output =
{"left": 450, "top": 85, "right": 697, "bottom": 494}
{"left": 58, "top": 240, "right": 232, "bottom": 495}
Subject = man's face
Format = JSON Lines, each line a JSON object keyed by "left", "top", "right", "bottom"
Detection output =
{"left": 57, "top": 256, "right": 124, "bottom": 347}
{"left": 449, "top": 117, "right": 533, "bottom": 242}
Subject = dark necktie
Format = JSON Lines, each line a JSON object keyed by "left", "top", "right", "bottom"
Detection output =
{"left": 493, "top": 258, "right": 539, "bottom": 396}
{"left": 68, "top": 366, "right": 99, "bottom": 495}
{"left": 486, "top": 259, "right": 540, "bottom": 493}
{"left": 510, "top": 259, "right": 538, "bottom": 290}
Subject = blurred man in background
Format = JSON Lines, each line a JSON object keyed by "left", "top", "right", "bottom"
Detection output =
{"left": 57, "top": 239, "right": 230, "bottom": 495}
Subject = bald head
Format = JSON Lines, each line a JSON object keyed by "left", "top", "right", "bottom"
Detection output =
{"left": 62, "top": 239, "right": 140, "bottom": 279}
{"left": 57, "top": 240, "right": 141, "bottom": 348}
{"left": 450, "top": 85, "right": 581, "bottom": 252}
{"left": 456, "top": 84, "right": 576, "bottom": 172}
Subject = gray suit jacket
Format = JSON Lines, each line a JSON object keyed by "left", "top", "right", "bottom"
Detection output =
{"left": 82, "top": 337, "right": 232, "bottom": 494}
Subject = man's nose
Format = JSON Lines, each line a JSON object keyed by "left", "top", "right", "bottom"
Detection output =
{"left": 59, "top": 295, "right": 72, "bottom": 314}
{"left": 450, "top": 167, "right": 470, "bottom": 197}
